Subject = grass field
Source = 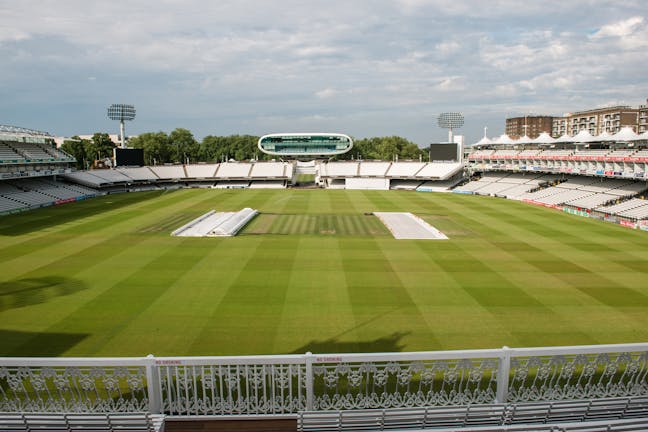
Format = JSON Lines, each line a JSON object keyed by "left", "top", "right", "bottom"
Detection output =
{"left": 1, "top": 188, "right": 648, "bottom": 358}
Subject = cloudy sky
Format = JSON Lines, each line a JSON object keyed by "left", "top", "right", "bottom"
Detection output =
{"left": 1, "top": 0, "right": 647, "bottom": 145}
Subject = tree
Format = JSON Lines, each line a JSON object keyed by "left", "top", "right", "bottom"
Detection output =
{"left": 168, "top": 128, "right": 199, "bottom": 163}
{"left": 130, "top": 132, "right": 171, "bottom": 165}
{"left": 84, "top": 133, "right": 116, "bottom": 162}
{"left": 61, "top": 136, "right": 90, "bottom": 169}
{"left": 199, "top": 134, "right": 261, "bottom": 162}
{"left": 338, "top": 136, "right": 422, "bottom": 161}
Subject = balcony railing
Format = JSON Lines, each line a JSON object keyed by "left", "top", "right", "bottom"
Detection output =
{"left": 1, "top": 343, "right": 647, "bottom": 417}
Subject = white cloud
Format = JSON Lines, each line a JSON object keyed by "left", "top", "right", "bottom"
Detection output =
{"left": 315, "top": 88, "right": 338, "bottom": 99}
{"left": 591, "top": 16, "right": 645, "bottom": 39}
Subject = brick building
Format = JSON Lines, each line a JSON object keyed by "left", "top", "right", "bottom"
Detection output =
{"left": 505, "top": 116, "right": 554, "bottom": 139}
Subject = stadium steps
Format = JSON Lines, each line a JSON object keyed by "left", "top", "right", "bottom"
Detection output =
{"left": 413, "top": 163, "right": 427, "bottom": 177}
{"left": 3, "top": 142, "right": 28, "bottom": 159}
{"left": 148, "top": 166, "right": 162, "bottom": 179}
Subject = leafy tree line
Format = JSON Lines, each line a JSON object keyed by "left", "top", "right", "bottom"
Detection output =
{"left": 337, "top": 136, "right": 424, "bottom": 161}
{"left": 60, "top": 133, "right": 117, "bottom": 170}
{"left": 62, "top": 129, "right": 434, "bottom": 168}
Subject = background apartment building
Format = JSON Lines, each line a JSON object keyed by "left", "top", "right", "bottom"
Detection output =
{"left": 505, "top": 116, "right": 553, "bottom": 139}
{"left": 639, "top": 102, "right": 648, "bottom": 134}
{"left": 507, "top": 99, "right": 647, "bottom": 138}
{"left": 562, "top": 106, "right": 639, "bottom": 137}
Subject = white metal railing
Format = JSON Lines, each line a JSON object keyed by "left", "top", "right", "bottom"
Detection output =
{"left": 0, "top": 343, "right": 647, "bottom": 417}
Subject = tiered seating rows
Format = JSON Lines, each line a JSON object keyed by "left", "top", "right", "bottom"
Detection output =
{"left": 470, "top": 147, "right": 648, "bottom": 161}
{"left": 518, "top": 177, "right": 647, "bottom": 210}
{"left": 0, "top": 141, "right": 73, "bottom": 163}
{"left": 298, "top": 396, "right": 648, "bottom": 432}
{"left": 0, "top": 412, "right": 163, "bottom": 431}
{"left": 322, "top": 162, "right": 462, "bottom": 179}
{"left": 454, "top": 173, "right": 547, "bottom": 199}
{"left": 63, "top": 163, "right": 294, "bottom": 187}
{"left": 0, "top": 178, "right": 99, "bottom": 214}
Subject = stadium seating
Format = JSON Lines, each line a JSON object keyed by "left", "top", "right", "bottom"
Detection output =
{"left": 491, "top": 149, "right": 520, "bottom": 158}
{"left": 117, "top": 166, "right": 159, "bottom": 181}
{"left": 517, "top": 149, "right": 542, "bottom": 158}
{"left": 414, "top": 162, "right": 463, "bottom": 179}
{"left": 454, "top": 173, "right": 560, "bottom": 200}
{"left": 148, "top": 165, "right": 186, "bottom": 180}
{"left": 595, "top": 199, "right": 648, "bottom": 216}
{"left": 0, "top": 177, "right": 100, "bottom": 215}
{"left": 345, "top": 177, "right": 390, "bottom": 190}
{"left": 62, "top": 171, "right": 111, "bottom": 187}
{"left": 386, "top": 162, "right": 426, "bottom": 177}
{"left": 514, "top": 176, "right": 646, "bottom": 211}
{"left": 185, "top": 164, "right": 218, "bottom": 178}
{"left": 0, "top": 195, "right": 26, "bottom": 213}
{"left": 322, "top": 162, "right": 359, "bottom": 177}
{"left": 249, "top": 161, "right": 286, "bottom": 178}
{"left": 298, "top": 396, "right": 648, "bottom": 432}
{"left": 216, "top": 162, "right": 253, "bottom": 178}
{"left": 0, "top": 412, "right": 164, "bottom": 431}
{"left": 10, "top": 142, "right": 56, "bottom": 160}
{"left": 358, "top": 161, "right": 391, "bottom": 176}
{"left": 0, "top": 142, "right": 23, "bottom": 162}
{"left": 80, "top": 169, "right": 132, "bottom": 183}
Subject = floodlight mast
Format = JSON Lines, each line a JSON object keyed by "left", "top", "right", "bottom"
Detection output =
{"left": 437, "top": 112, "right": 464, "bottom": 143}
{"left": 107, "top": 104, "right": 136, "bottom": 148}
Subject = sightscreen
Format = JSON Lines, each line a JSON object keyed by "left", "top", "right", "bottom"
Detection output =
{"left": 114, "top": 148, "right": 144, "bottom": 167}
{"left": 428, "top": 143, "right": 458, "bottom": 161}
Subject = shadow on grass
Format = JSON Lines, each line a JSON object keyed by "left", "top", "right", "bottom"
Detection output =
{"left": 0, "top": 190, "right": 169, "bottom": 236}
{"left": 0, "top": 276, "right": 87, "bottom": 312}
{"left": 0, "top": 329, "right": 89, "bottom": 356}
{"left": 292, "top": 331, "right": 409, "bottom": 354}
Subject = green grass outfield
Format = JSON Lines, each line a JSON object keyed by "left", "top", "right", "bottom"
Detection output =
{"left": 1, "top": 188, "right": 648, "bottom": 357}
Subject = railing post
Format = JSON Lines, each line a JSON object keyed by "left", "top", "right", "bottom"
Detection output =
{"left": 145, "top": 354, "right": 162, "bottom": 414}
{"left": 305, "top": 352, "right": 314, "bottom": 411}
{"left": 495, "top": 346, "right": 511, "bottom": 404}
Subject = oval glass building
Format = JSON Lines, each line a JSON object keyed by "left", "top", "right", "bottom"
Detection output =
{"left": 258, "top": 133, "right": 353, "bottom": 157}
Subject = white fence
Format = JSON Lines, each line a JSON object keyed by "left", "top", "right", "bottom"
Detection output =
{"left": 1, "top": 343, "right": 647, "bottom": 416}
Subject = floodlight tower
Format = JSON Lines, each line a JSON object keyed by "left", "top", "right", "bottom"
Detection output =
{"left": 437, "top": 112, "right": 464, "bottom": 143}
{"left": 107, "top": 104, "right": 136, "bottom": 148}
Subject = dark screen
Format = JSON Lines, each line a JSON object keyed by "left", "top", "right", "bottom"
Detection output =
{"left": 114, "top": 148, "right": 145, "bottom": 167}
{"left": 428, "top": 143, "right": 458, "bottom": 161}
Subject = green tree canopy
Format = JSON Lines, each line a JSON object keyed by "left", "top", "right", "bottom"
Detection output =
{"left": 169, "top": 128, "right": 199, "bottom": 163}
{"left": 60, "top": 136, "right": 90, "bottom": 169}
{"left": 129, "top": 132, "right": 171, "bottom": 165}
{"left": 340, "top": 136, "right": 423, "bottom": 161}
{"left": 84, "top": 133, "right": 116, "bottom": 161}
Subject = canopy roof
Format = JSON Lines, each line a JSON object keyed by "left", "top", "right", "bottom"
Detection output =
{"left": 554, "top": 134, "right": 574, "bottom": 143}
{"left": 492, "top": 134, "right": 515, "bottom": 145}
{"left": 474, "top": 136, "right": 493, "bottom": 146}
{"left": 516, "top": 135, "right": 533, "bottom": 144}
{"left": 593, "top": 131, "right": 614, "bottom": 142}
{"left": 612, "top": 126, "right": 641, "bottom": 142}
{"left": 531, "top": 132, "right": 556, "bottom": 145}
{"left": 572, "top": 129, "right": 596, "bottom": 143}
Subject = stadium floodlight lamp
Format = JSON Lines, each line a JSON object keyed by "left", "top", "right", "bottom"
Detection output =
{"left": 107, "top": 104, "right": 136, "bottom": 148}
{"left": 437, "top": 112, "right": 464, "bottom": 143}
